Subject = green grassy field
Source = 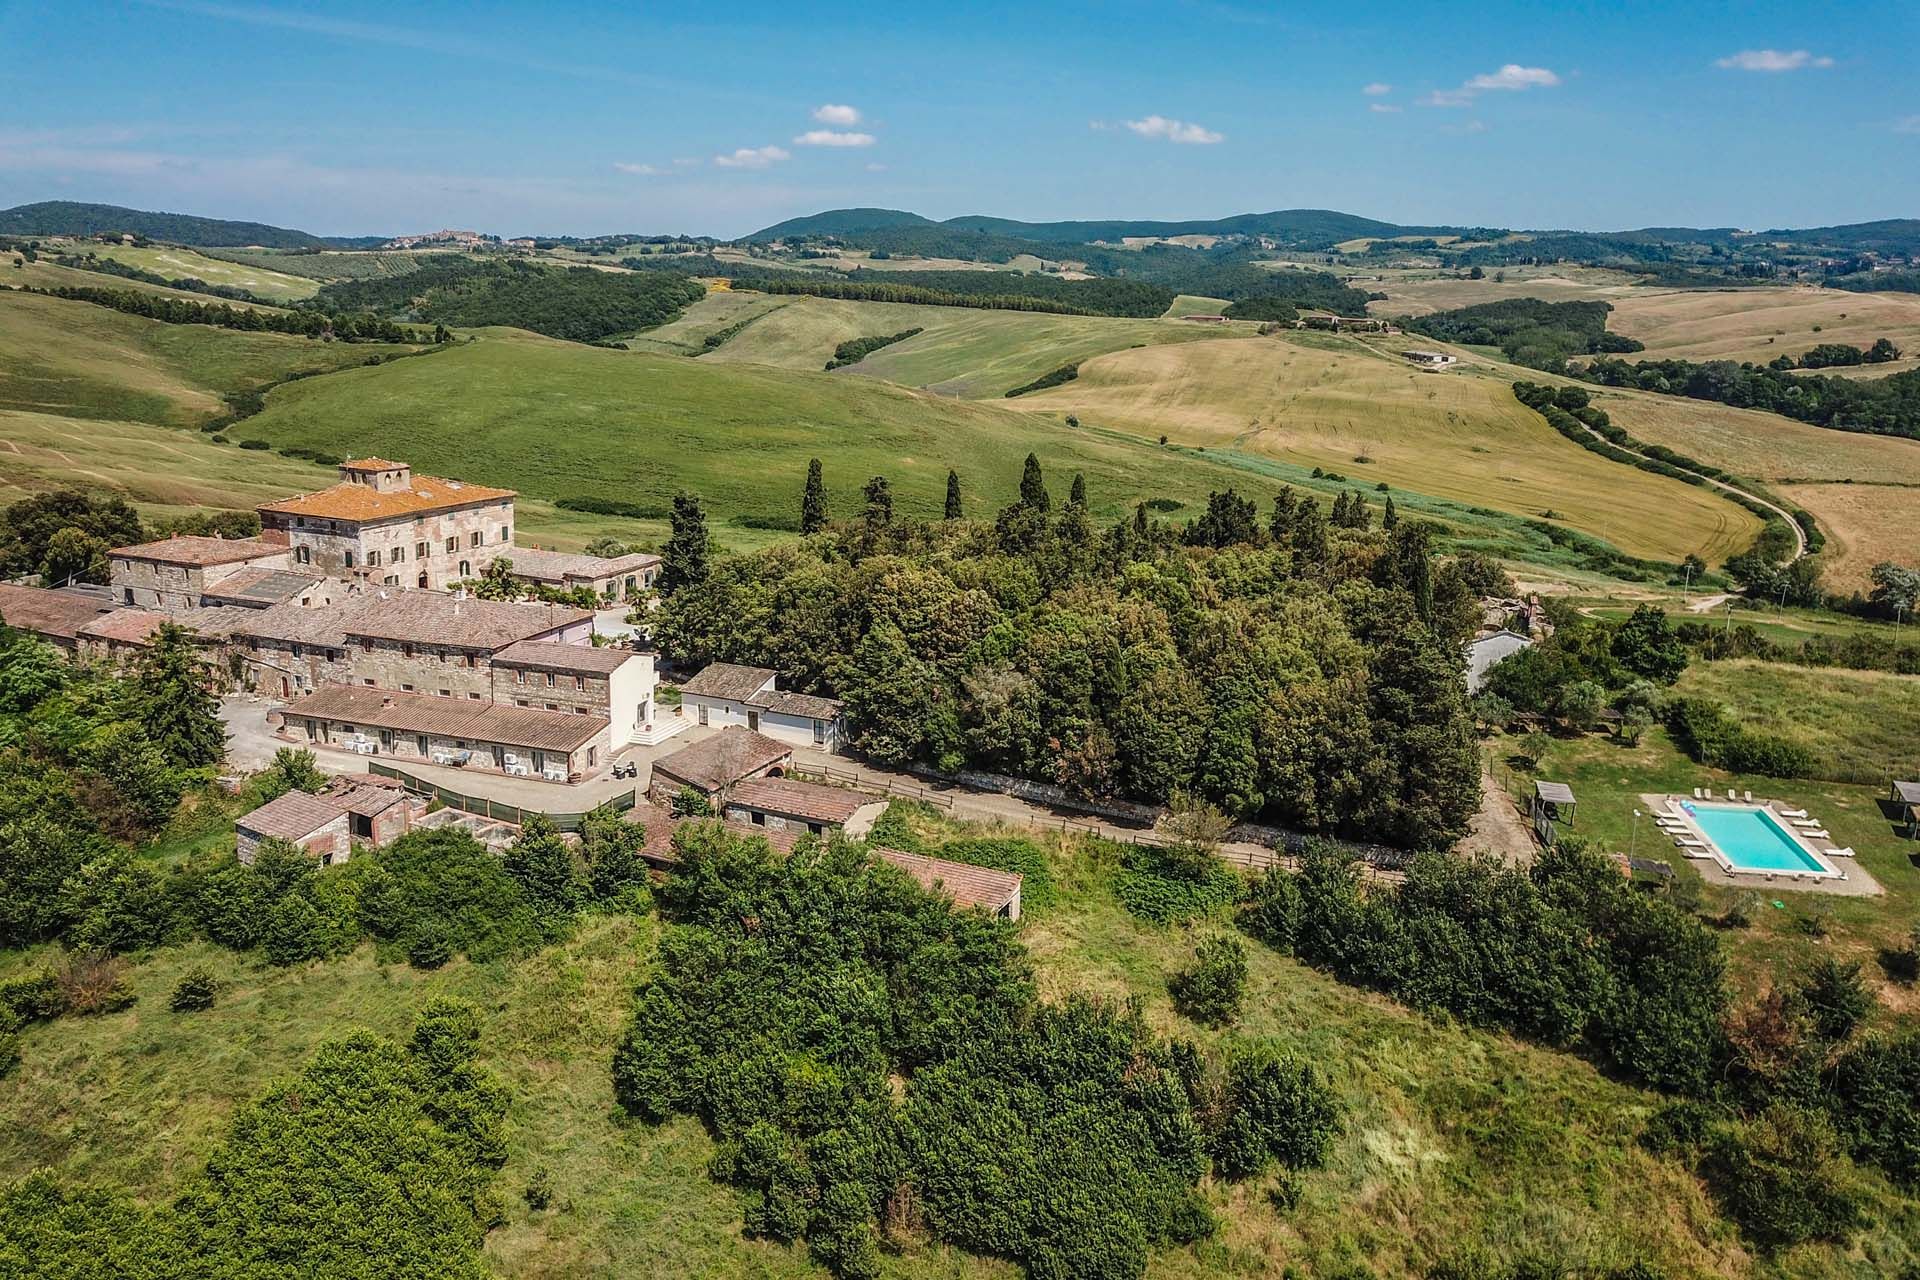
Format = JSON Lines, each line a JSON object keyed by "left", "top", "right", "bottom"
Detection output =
{"left": 4, "top": 255, "right": 287, "bottom": 308}
{"left": 0, "top": 288, "right": 415, "bottom": 427}
{"left": 233, "top": 327, "right": 1301, "bottom": 525}
{"left": 686, "top": 292, "right": 1259, "bottom": 398}
{"left": 1675, "top": 659, "right": 1920, "bottom": 786}
{"left": 3, "top": 816, "right": 1916, "bottom": 1278}
{"left": 1002, "top": 330, "right": 1764, "bottom": 565}
{"left": 42, "top": 240, "right": 322, "bottom": 300}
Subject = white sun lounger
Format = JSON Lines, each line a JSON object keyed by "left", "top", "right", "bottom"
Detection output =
{"left": 1800, "top": 830, "right": 1830, "bottom": 841}
{"left": 1692, "top": 787, "right": 1705, "bottom": 799}
{"left": 1726, "top": 789, "right": 1738, "bottom": 801}
{"left": 1743, "top": 790, "right": 1755, "bottom": 803}
{"left": 1779, "top": 808, "right": 1808, "bottom": 818}
{"left": 1828, "top": 847, "right": 1855, "bottom": 858}
{"left": 1674, "top": 836, "right": 1706, "bottom": 847}
{"left": 1791, "top": 818, "right": 1821, "bottom": 828}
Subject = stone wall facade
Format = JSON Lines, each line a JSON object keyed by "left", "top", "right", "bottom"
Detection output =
{"left": 265, "top": 499, "right": 516, "bottom": 592}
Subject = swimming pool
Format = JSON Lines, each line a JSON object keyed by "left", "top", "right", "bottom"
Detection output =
{"left": 1681, "top": 803, "right": 1835, "bottom": 876}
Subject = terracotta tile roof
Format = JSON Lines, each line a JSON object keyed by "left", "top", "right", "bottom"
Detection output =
{"left": 724, "top": 777, "right": 864, "bottom": 825}
{"left": 108, "top": 534, "right": 289, "bottom": 567}
{"left": 341, "top": 457, "right": 407, "bottom": 470}
{"left": 258, "top": 474, "right": 515, "bottom": 523}
{"left": 77, "top": 608, "right": 169, "bottom": 646}
{"left": 0, "top": 584, "right": 115, "bottom": 642}
{"left": 622, "top": 803, "right": 681, "bottom": 863}
{"left": 328, "top": 783, "right": 410, "bottom": 818}
{"left": 505, "top": 547, "right": 660, "bottom": 584}
{"left": 652, "top": 726, "right": 792, "bottom": 793}
{"left": 238, "top": 789, "right": 346, "bottom": 841}
{"left": 200, "top": 568, "right": 325, "bottom": 606}
{"left": 753, "top": 689, "right": 843, "bottom": 720}
{"left": 873, "top": 848, "right": 1023, "bottom": 914}
{"left": 493, "top": 639, "right": 640, "bottom": 675}
{"left": 679, "top": 662, "right": 777, "bottom": 702}
{"left": 239, "top": 596, "right": 386, "bottom": 648}
{"left": 342, "top": 594, "right": 591, "bottom": 650}
{"left": 283, "top": 683, "right": 607, "bottom": 753}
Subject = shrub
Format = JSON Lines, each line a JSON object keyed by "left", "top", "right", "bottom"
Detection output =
{"left": 1169, "top": 934, "right": 1248, "bottom": 1028}
{"left": 524, "top": 1165, "right": 554, "bottom": 1211}
{"left": 935, "top": 836, "right": 1056, "bottom": 910}
{"left": 262, "top": 893, "right": 326, "bottom": 966}
{"left": 1795, "top": 958, "right": 1871, "bottom": 1043}
{"left": 0, "top": 1014, "right": 18, "bottom": 1078}
{"left": 1703, "top": 1105, "right": 1863, "bottom": 1251}
{"left": 0, "top": 971, "right": 64, "bottom": 1023}
{"left": 166, "top": 965, "right": 218, "bottom": 1012}
{"left": 1236, "top": 866, "right": 1300, "bottom": 951}
{"left": 1210, "top": 1043, "right": 1341, "bottom": 1178}
{"left": 56, "top": 952, "right": 136, "bottom": 1016}
{"left": 407, "top": 921, "right": 453, "bottom": 969}
{"left": 1113, "top": 841, "right": 1241, "bottom": 925}
{"left": 670, "top": 786, "right": 713, "bottom": 818}
{"left": 1826, "top": 1032, "right": 1920, "bottom": 1187}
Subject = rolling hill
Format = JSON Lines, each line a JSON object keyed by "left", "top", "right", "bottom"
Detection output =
{"left": 0, "top": 200, "right": 382, "bottom": 248}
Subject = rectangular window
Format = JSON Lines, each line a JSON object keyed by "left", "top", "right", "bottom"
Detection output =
{"left": 471, "top": 531, "right": 483, "bottom": 548}
{"left": 545, "top": 702, "right": 558, "bottom": 711}
{"left": 416, "top": 541, "right": 428, "bottom": 559}
{"left": 500, "top": 525, "right": 511, "bottom": 542}
{"left": 546, "top": 672, "right": 556, "bottom": 687}
{"left": 391, "top": 545, "right": 405, "bottom": 562}
{"left": 574, "top": 675, "right": 585, "bottom": 690}
{"left": 368, "top": 549, "right": 381, "bottom": 566}
{"left": 468, "top": 691, "right": 482, "bottom": 700}
{"left": 698, "top": 704, "right": 709, "bottom": 726}
{"left": 416, "top": 734, "right": 428, "bottom": 754}
{"left": 401, "top": 683, "right": 414, "bottom": 692}
{"left": 445, "top": 536, "right": 457, "bottom": 553}
{"left": 439, "top": 689, "right": 451, "bottom": 698}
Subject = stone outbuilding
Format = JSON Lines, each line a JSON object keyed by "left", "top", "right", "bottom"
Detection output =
{"left": 235, "top": 775, "right": 425, "bottom": 865}
{"left": 721, "top": 776, "right": 886, "bottom": 839}
{"left": 649, "top": 725, "right": 793, "bottom": 804}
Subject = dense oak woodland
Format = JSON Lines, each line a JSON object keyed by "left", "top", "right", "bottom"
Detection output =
{"left": 1401, "top": 298, "right": 1644, "bottom": 370}
{"left": 313, "top": 258, "right": 706, "bottom": 341}
{"left": 654, "top": 460, "right": 1487, "bottom": 849}
{"left": 1583, "top": 355, "right": 1920, "bottom": 440}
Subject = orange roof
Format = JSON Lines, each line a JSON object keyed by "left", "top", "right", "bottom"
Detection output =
{"left": 257, "top": 474, "right": 516, "bottom": 523}
{"left": 341, "top": 457, "right": 407, "bottom": 470}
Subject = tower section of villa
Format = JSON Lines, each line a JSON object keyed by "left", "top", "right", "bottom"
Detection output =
{"left": 256, "top": 459, "right": 517, "bottom": 592}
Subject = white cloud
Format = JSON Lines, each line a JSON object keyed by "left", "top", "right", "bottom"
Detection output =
{"left": 1467, "top": 64, "right": 1560, "bottom": 91}
{"left": 1715, "top": 49, "right": 1834, "bottom": 72}
{"left": 1369, "top": 103, "right": 1402, "bottom": 114}
{"left": 1124, "top": 115, "right": 1224, "bottom": 145}
{"left": 713, "top": 145, "right": 789, "bottom": 169}
{"left": 613, "top": 162, "right": 663, "bottom": 176}
{"left": 1421, "top": 64, "right": 1558, "bottom": 107}
{"left": 793, "top": 129, "right": 876, "bottom": 147}
{"left": 1362, "top": 82, "right": 1392, "bottom": 96}
{"left": 812, "top": 103, "right": 862, "bottom": 125}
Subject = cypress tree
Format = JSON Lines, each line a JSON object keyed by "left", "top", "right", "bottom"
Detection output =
{"left": 660, "top": 492, "right": 711, "bottom": 594}
{"left": 800, "top": 458, "right": 828, "bottom": 534}
{"left": 1383, "top": 494, "right": 1398, "bottom": 530}
{"left": 1133, "top": 502, "right": 1150, "bottom": 540}
{"left": 1269, "top": 487, "right": 1299, "bottom": 543}
{"left": 863, "top": 476, "right": 894, "bottom": 529}
{"left": 137, "top": 622, "right": 225, "bottom": 767}
{"left": 1068, "top": 473, "right": 1087, "bottom": 510}
{"left": 1019, "top": 453, "right": 1050, "bottom": 513}
{"left": 1330, "top": 490, "right": 1350, "bottom": 527}
{"left": 944, "top": 469, "right": 963, "bottom": 520}
{"left": 1291, "top": 501, "right": 1328, "bottom": 571}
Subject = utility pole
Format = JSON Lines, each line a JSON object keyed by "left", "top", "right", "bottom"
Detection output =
{"left": 1629, "top": 808, "right": 1641, "bottom": 861}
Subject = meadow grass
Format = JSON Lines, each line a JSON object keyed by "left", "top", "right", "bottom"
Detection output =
{"left": 234, "top": 328, "right": 1307, "bottom": 525}
{"left": 1606, "top": 286, "right": 1920, "bottom": 366}
{"left": 43, "top": 240, "right": 322, "bottom": 300}
{"left": 1776, "top": 482, "right": 1920, "bottom": 592}
{"left": 1003, "top": 331, "right": 1764, "bottom": 564}
{"left": 669, "top": 292, "right": 1256, "bottom": 395}
{"left": 6, "top": 828, "right": 1918, "bottom": 1277}
{"left": 0, "top": 289, "right": 413, "bottom": 427}
{"left": 1675, "top": 659, "right": 1920, "bottom": 786}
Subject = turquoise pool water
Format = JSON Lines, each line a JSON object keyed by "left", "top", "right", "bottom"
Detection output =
{"left": 1684, "top": 804, "right": 1829, "bottom": 873}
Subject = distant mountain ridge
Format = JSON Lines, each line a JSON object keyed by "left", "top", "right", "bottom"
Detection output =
{"left": 0, "top": 201, "right": 386, "bottom": 249}
{"left": 745, "top": 207, "right": 1920, "bottom": 255}
{"left": 747, "top": 207, "right": 1459, "bottom": 246}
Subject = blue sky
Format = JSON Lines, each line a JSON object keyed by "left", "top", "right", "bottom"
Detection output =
{"left": 2, "top": 0, "right": 1915, "bottom": 238}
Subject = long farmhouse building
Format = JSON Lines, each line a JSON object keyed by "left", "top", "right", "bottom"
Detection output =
{"left": 0, "top": 458, "right": 842, "bottom": 789}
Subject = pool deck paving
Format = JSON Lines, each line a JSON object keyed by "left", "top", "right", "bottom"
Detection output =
{"left": 1637, "top": 792, "right": 1884, "bottom": 897}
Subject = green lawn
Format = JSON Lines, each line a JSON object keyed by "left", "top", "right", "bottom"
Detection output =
{"left": 45, "top": 241, "right": 323, "bottom": 300}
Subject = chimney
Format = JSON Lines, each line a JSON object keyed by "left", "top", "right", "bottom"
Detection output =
{"left": 381, "top": 695, "right": 395, "bottom": 709}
